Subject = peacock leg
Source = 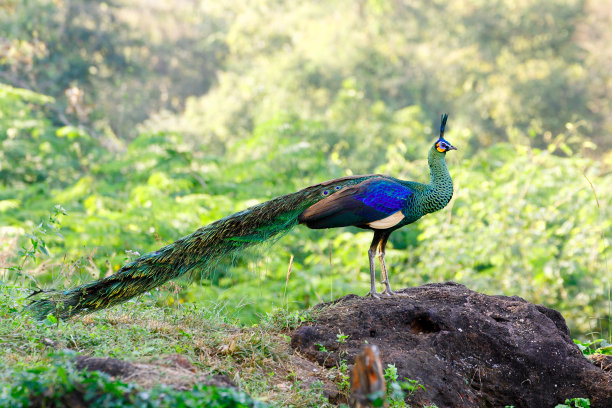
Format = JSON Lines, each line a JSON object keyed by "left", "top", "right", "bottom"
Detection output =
{"left": 377, "top": 231, "right": 394, "bottom": 297}
{"left": 378, "top": 231, "right": 408, "bottom": 297}
{"left": 366, "top": 231, "right": 384, "bottom": 298}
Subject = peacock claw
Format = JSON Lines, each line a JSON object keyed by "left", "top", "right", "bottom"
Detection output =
{"left": 365, "top": 291, "right": 382, "bottom": 299}
{"left": 380, "top": 281, "right": 411, "bottom": 297}
{"left": 382, "top": 290, "right": 410, "bottom": 297}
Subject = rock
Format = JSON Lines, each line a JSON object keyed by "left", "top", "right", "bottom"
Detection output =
{"left": 290, "top": 282, "right": 612, "bottom": 408}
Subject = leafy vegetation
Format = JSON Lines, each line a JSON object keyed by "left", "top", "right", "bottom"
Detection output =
{"left": 2, "top": 85, "right": 608, "bottom": 334}
{"left": 555, "top": 397, "right": 591, "bottom": 408}
{"left": 2, "top": 353, "right": 266, "bottom": 408}
{"left": 384, "top": 364, "right": 430, "bottom": 408}
{"left": 575, "top": 338, "right": 612, "bottom": 356}
{"left": 0, "top": 284, "right": 331, "bottom": 407}
{"left": 1, "top": 0, "right": 611, "bottom": 405}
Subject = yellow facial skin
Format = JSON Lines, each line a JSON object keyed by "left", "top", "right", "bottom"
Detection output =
{"left": 436, "top": 142, "right": 446, "bottom": 153}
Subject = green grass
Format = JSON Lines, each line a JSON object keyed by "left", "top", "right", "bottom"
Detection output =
{"left": 0, "top": 283, "right": 332, "bottom": 407}
{"left": 0, "top": 280, "right": 449, "bottom": 408}
{"left": 0, "top": 275, "right": 598, "bottom": 408}
{"left": 2, "top": 355, "right": 266, "bottom": 408}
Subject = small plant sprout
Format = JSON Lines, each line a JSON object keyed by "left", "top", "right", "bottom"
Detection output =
{"left": 555, "top": 397, "right": 591, "bottom": 408}
{"left": 336, "top": 332, "right": 349, "bottom": 344}
{"left": 337, "top": 359, "right": 350, "bottom": 393}
{"left": 384, "top": 364, "right": 426, "bottom": 407}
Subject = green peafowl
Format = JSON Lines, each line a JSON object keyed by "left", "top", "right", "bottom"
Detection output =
{"left": 26, "top": 114, "right": 456, "bottom": 320}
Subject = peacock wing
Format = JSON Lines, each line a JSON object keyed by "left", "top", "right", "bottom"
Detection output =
{"left": 298, "top": 177, "right": 413, "bottom": 229}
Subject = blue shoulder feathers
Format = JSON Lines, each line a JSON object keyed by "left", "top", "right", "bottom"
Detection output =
{"left": 298, "top": 177, "right": 413, "bottom": 229}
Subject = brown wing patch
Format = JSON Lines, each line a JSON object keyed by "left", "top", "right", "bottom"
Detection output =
{"left": 298, "top": 184, "right": 362, "bottom": 221}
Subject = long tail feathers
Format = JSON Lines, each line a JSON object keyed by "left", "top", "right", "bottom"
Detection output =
{"left": 25, "top": 185, "right": 333, "bottom": 320}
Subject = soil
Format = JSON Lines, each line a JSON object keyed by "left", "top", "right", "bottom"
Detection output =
{"left": 74, "top": 354, "right": 235, "bottom": 390}
{"left": 290, "top": 282, "right": 612, "bottom": 408}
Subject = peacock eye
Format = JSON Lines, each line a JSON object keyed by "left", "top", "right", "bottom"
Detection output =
{"left": 322, "top": 190, "right": 330, "bottom": 196}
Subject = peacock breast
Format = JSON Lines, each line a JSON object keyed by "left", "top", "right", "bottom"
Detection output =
{"left": 400, "top": 195, "right": 424, "bottom": 224}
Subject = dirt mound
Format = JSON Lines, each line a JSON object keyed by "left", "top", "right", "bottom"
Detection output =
{"left": 74, "top": 355, "right": 235, "bottom": 390}
{"left": 290, "top": 282, "right": 612, "bottom": 408}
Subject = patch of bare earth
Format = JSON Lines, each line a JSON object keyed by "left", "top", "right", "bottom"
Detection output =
{"left": 75, "top": 354, "right": 235, "bottom": 390}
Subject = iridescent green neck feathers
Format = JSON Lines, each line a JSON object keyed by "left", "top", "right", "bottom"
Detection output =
{"left": 422, "top": 145, "right": 454, "bottom": 214}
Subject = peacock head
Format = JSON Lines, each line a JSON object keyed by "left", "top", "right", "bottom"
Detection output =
{"left": 434, "top": 113, "right": 457, "bottom": 153}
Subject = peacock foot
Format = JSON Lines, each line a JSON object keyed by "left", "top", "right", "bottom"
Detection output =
{"left": 365, "top": 290, "right": 382, "bottom": 299}
{"left": 381, "top": 289, "right": 411, "bottom": 297}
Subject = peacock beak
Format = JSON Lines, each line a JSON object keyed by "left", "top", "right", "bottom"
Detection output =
{"left": 447, "top": 144, "right": 457, "bottom": 151}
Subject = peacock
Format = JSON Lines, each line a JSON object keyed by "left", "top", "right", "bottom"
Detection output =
{"left": 26, "top": 114, "right": 456, "bottom": 320}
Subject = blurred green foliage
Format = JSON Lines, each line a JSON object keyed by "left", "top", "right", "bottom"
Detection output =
{"left": 1, "top": 0, "right": 611, "bottom": 338}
